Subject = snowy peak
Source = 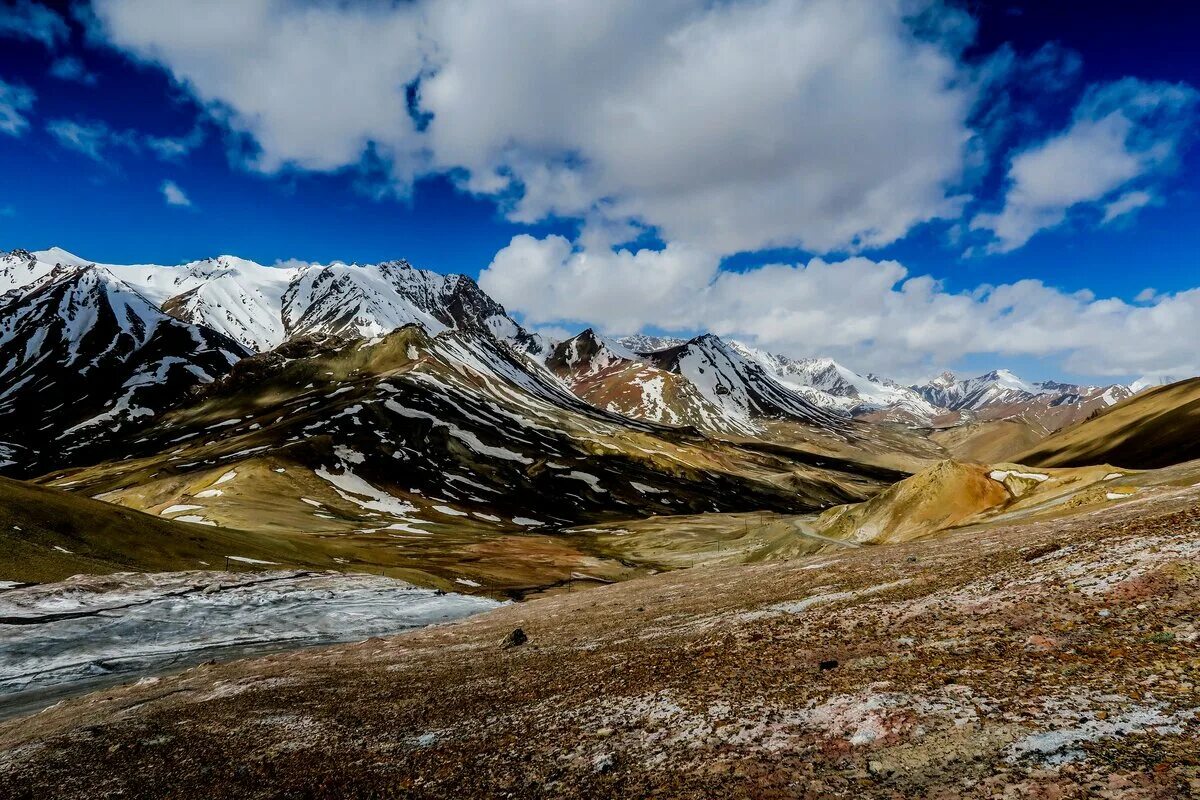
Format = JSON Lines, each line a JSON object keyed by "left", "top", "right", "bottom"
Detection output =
{"left": 618, "top": 333, "right": 686, "bottom": 354}
{"left": 728, "top": 341, "right": 939, "bottom": 423}
{"left": 1130, "top": 375, "right": 1181, "bottom": 393}
{"left": 639, "top": 334, "right": 843, "bottom": 431}
{"left": 0, "top": 265, "right": 248, "bottom": 476}
{"left": 8, "top": 249, "right": 547, "bottom": 358}
{"left": 547, "top": 329, "right": 639, "bottom": 376}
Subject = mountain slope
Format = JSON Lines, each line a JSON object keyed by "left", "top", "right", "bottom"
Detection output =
{"left": 0, "top": 476, "right": 337, "bottom": 583}
{"left": 548, "top": 330, "right": 753, "bottom": 431}
{"left": 0, "top": 266, "right": 247, "bottom": 477}
{"left": 1017, "top": 377, "right": 1200, "bottom": 469}
{"left": 728, "top": 342, "right": 939, "bottom": 422}
{"left": 630, "top": 334, "right": 846, "bottom": 433}
{"left": 912, "top": 369, "right": 1133, "bottom": 432}
{"left": 27, "top": 248, "right": 550, "bottom": 358}
{"left": 39, "top": 326, "right": 902, "bottom": 590}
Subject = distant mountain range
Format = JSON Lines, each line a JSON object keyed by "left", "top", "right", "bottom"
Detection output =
{"left": 0, "top": 247, "right": 1179, "bottom": 482}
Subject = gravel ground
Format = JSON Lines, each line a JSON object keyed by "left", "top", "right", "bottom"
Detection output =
{"left": 2, "top": 484, "right": 1200, "bottom": 798}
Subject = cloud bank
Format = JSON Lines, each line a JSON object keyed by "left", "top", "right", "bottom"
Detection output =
{"left": 482, "top": 234, "right": 1200, "bottom": 380}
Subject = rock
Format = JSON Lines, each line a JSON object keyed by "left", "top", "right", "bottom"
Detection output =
{"left": 501, "top": 628, "right": 528, "bottom": 649}
{"left": 868, "top": 760, "right": 886, "bottom": 777}
{"left": 595, "top": 727, "right": 614, "bottom": 738}
{"left": 819, "top": 659, "right": 839, "bottom": 671}
{"left": 1024, "top": 634, "right": 1058, "bottom": 652}
{"left": 592, "top": 752, "right": 615, "bottom": 773}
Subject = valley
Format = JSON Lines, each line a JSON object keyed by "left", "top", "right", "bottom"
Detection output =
{"left": 2, "top": 246, "right": 1198, "bottom": 797}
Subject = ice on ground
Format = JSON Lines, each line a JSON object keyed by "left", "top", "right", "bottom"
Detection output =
{"left": 454, "top": 578, "right": 481, "bottom": 587}
{"left": 227, "top": 556, "right": 279, "bottom": 565}
{"left": 194, "top": 489, "right": 223, "bottom": 498}
{"left": 315, "top": 467, "right": 417, "bottom": 516}
{"left": 176, "top": 515, "right": 216, "bottom": 526}
{"left": 0, "top": 570, "right": 500, "bottom": 709}
{"left": 160, "top": 504, "right": 203, "bottom": 515}
{"left": 433, "top": 505, "right": 468, "bottom": 516}
{"left": 214, "top": 470, "right": 237, "bottom": 485}
{"left": 512, "top": 517, "right": 545, "bottom": 527}
{"left": 989, "top": 469, "right": 1049, "bottom": 483}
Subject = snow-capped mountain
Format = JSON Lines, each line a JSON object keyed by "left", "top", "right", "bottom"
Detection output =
{"left": 548, "top": 329, "right": 743, "bottom": 431}
{"left": 21, "top": 248, "right": 549, "bottom": 358}
{"left": 727, "top": 342, "right": 940, "bottom": 423}
{"left": 1129, "top": 374, "right": 1181, "bottom": 393}
{"left": 633, "top": 334, "right": 845, "bottom": 432}
{"left": 616, "top": 334, "right": 686, "bottom": 353}
{"left": 0, "top": 263, "right": 247, "bottom": 475}
{"left": 910, "top": 369, "right": 1134, "bottom": 432}
{"left": 914, "top": 369, "right": 1036, "bottom": 411}
{"left": 551, "top": 331, "right": 846, "bottom": 435}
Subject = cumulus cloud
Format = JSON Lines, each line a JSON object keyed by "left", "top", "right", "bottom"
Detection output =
{"left": 160, "top": 179, "right": 191, "bottom": 206}
{"left": 90, "top": 0, "right": 426, "bottom": 178}
{"left": 90, "top": 0, "right": 980, "bottom": 255}
{"left": 482, "top": 234, "right": 1200, "bottom": 379}
{"left": 0, "top": 0, "right": 68, "bottom": 48}
{"left": 971, "top": 79, "right": 1197, "bottom": 252}
{"left": 0, "top": 78, "right": 34, "bottom": 136}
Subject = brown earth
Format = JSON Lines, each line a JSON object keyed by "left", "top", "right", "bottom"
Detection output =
{"left": 3, "top": 481, "right": 1200, "bottom": 798}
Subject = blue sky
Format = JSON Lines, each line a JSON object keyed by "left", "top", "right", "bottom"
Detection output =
{"left": 1, "top": 0, "right": 1198, "bottom": 383}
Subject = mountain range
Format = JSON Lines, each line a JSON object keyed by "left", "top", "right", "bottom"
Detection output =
{"left": 0, "top": 247, "right": 1163, "bottom": 483}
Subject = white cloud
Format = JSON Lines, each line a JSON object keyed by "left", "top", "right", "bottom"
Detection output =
{"left": 160, "top": 179, "right": 191, "bottom": 206}
{"left": 483, "top": 234, "right": 1200, "bottom": 379}
{"left": 0, "top": 0, "right": 68, "bottom": 48}
{"left": 1101, "top": 189, "right": 1155, "bottom": 225}
{"left": 46, "top": 118, "right": 131, "bottom": 160}
{"left": 145, "top": 126, "right": 204, "bottom": 160}
{"left": 972, "top": 79, "right": 1197, "bottom": 252}
{"left": 90, "top": 0, "right": 426, "bottom": 178}
{"left": 91, "top": 0, "right": 980, "bottom": 255}
{"left": 46, "top": 116, "right": 202, "bottom": 163}
{"left": 49, "top": 56, "right": 98, "bottom": 85}
{"left": 0, "top": 78, "right": 34, "bottom": 136}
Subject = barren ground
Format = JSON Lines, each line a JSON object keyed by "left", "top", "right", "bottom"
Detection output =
{"left": 3, "top": 484, "right": 1200, "bottom": 798}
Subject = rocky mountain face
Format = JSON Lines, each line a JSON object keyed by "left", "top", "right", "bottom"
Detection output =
{"left": 549, "top": 330, "right": 833, "bottom": 436}
{"left": 909, "top": 369, "right": 1134, "bottom": 432}
{"left": 15, "top": 248, "right": 551, "bottom": 358}
{"left": 0, "top": 263, "right": 247, "bottom": 476}
{"left": 726, "top": 342, "right": 940, "bottom": 423}
{"left": 41, "top": 325, "right": 895, "bottom": 569}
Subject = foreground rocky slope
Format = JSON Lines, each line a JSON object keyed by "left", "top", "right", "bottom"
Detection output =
{"left": 4, "top": 477, "right": 1199, "bottom": 798}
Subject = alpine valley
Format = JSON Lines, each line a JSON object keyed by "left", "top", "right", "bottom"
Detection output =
{"left": 5, "top": 246, "right": 1200, "bottom": 797}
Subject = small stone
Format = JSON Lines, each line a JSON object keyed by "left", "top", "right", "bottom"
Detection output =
{"left": 819, "top": 659, "right": 839, "bottom": 671}
{"left": 868, "top": 760, "right": 886, "bottom": 776}
{"left": 595, "top": 727, "right": 614, "bottom": 738}
{"left": 501, "top": 628, "right": 528, "bottom": 649}
{"left": 592, "top": 752, "right": 615, "bottom": 773}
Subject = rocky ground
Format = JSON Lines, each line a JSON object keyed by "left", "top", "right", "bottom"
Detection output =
{"left": 3, "top": 484, "right": 1200, "bottom": 798}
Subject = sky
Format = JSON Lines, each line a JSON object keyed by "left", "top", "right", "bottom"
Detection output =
{"left": 0, "top": 0, "right": 1198, "bottom": 384}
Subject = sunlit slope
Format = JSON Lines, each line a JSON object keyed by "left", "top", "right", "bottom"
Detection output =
{"left": 1017, "top": 377, "right": 1200, "bottom": 469}
{"left": 0, "top": 476, "right": 334, "bottom": 583}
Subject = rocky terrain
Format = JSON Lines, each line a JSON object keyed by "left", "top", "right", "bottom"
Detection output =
{"left": 3, "top": 475, "right": 1199, "bottom": 798}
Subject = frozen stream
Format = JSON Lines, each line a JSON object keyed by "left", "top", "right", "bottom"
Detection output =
{"left": 0, "top": 570, "right": 501, "bottom": 719}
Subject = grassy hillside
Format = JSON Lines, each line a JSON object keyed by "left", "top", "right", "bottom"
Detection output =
{"left": 0, "top": 476, "right": 338, "bottom": 583}
{"left": 1017, "top": 377, "right": 1200, "bottom": 469}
